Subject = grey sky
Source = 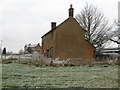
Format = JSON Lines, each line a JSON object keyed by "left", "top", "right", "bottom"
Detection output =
{"left": 0, "top": 0, "right": 119, "bottom": 53}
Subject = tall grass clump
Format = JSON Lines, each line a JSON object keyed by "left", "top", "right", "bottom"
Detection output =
{"left": 14, "top": 59, "right": 47, "bottom": 67}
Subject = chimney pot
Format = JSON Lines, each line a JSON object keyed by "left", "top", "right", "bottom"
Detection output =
{"left": 51, "top": 22, "right": 56, "bottom": 30}
{"left": 69, "top": 4, "right": 74, "bottom": 17}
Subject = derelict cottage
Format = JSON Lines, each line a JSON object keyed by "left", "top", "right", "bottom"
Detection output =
{"left": 41, "top": 5, "right": 95, "bottom": 60}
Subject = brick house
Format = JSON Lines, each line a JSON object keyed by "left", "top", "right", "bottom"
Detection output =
{"left": 41, "top": 5, "right": 95, "bottom": 60}
{"left": 24, "top": 43, "right": 41, "bottom": 54}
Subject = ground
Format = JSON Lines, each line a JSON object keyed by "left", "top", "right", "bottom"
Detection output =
{"left": 1, "top": 60, "right": 119, "bottom": 88}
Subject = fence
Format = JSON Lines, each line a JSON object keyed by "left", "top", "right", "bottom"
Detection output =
{"left": 3, "top": 53, "right": 51, "bottom": 65}
{"left": 96, "top": 53, "right": 119, "bottom": 61}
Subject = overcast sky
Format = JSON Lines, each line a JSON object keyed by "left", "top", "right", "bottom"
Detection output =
{"left": 0, "top": 0, "right": 119, "bottom": 53}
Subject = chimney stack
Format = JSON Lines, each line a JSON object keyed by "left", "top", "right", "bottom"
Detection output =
{"left": 51, "top": 22, "right": 56, "bottom": 30}
{"left": 69, "top": 4, "right": 74, "bottom": 17}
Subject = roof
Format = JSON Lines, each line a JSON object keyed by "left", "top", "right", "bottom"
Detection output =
{"left": 25, "top": 43, "right": 40, "bottom": 48}
{"left": 41, "top": 17, "right": 86, "bottom": 38}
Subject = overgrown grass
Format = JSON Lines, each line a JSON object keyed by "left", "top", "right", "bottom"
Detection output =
{"left": 2, "top": 60, "right": 118, "bottom": 88}
{"left": 2, "top": 59, "right": 47, "bottom": 67}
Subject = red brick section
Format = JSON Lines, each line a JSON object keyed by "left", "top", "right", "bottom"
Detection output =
{"left": 35, "top": 44, "right": 41, "bottom": 50}
{"left": 84, "top": 41, "right": 95, "bottom": 60}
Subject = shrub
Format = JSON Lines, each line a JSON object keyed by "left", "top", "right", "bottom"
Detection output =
{"left": 2, "top": 59, "right": 15, "bottom": 64}
{"left": 15, "top": 59, "right": 47, "bottom": 67}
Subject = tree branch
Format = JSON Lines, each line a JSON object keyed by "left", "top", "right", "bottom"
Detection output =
{"left": 109, "top": 39, "right": 119, "bottom": 44}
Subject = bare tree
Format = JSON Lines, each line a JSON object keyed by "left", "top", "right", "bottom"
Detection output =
{"left": 108, "top": 20, "right": 119, "bottom": 44}
{"left": 76, "top": 3, "right": 113, "bottom": 48}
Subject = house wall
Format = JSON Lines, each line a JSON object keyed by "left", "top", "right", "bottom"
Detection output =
{"left": 42, "top": 30, "right": 56, "bottom": 58}
{"left": 34, "top": 44, "right": 41, "bottom": 53}
{"left": 42, "top": 17, "right": 95, "bottom": 60}
{"left": 84, "top": 40, "right": 95, "bottom": 60}
{"left": 54, "top": 17, "right": 95, "bottom": 60}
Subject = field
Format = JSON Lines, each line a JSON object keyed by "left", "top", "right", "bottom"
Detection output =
{"left": 2, "top": 60, "right": 119, "bottom": 88}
